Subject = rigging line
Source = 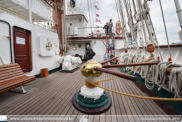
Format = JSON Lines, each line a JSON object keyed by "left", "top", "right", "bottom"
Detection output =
{"left": 115, "top": 0, "right": 121, "bottom": 22}
{"left": 88, "top": 0, "right": 93, "bottom": 32}
{"left": 119, "top": 0, "right": 129, "bottom": 48}
{"left": 132, "top": 0, "right": 137, "bottom": 14}
{"left": 148, "top": 14, "right": 163, "bottom": 61}
{"left": 94, "top": 0, "right": 97, "bottom": 33}
{"left": 112, "top": 7, "right": 116, "bottom": 19}
{"left": 87, "top": 0, "right": 93, "bottom": 34}
{"left": 136, "top": 0, "right": 148, "bottom": 47}
{"left": 93, "top": 0, "right": 96, "bottom": 33}
{"left": 119, "top": 0, "right": 128, "bottom": 46}
{"left": 159, "top": 0, "right": 172, "bottom": 60}
{"left": 90, "top": 0, "right": 94, "bottom": 33}
{"left": 125, "top": 0, "right": 139, "bottom": 52}
{"left": 117, "top": 0, "right": 124, "bottom": 33}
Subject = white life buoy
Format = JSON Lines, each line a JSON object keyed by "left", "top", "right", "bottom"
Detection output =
{"left": 116, "top": 27, "right": 123, "bottom": 35}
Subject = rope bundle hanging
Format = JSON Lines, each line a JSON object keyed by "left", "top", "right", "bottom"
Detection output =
{"left": 155, "top": 61, "right": 172, "bottom": 91}
{"left": 169, "top": 67, "right": 182, "bottom": 98}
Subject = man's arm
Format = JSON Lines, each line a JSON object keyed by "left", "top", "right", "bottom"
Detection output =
{"left": 103, "top": 25, "right": 106, "bottom": 29}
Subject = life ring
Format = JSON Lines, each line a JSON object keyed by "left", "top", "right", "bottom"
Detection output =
{"left": 116, "top": 27, "right": 123, "bottom": 35}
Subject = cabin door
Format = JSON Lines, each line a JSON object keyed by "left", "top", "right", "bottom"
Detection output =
{"left": 13, "top": 27, "right": 32, "bottom": 73}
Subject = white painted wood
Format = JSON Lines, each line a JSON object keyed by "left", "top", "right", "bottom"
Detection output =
{"left": 0, "top": 13, "right": 60, "bottom": 76}
{"left": 0, "top": 22, "right": 11, "bottom": 65}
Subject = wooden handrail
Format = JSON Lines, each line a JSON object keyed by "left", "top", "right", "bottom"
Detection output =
{"left": 94, "top": 67, "right": 137, "bottom": 82}
{"left": 101, "top": 57, "right": 119, "bottom": 65}
{"left": 102, "top": 62, "right": 159, "bottom": 68}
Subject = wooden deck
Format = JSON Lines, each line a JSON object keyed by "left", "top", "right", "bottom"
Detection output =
{"left": 0, "top": 67, "right": 168, "bottom": 121}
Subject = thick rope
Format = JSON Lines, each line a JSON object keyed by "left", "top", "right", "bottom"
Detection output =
{"left": 85, "top": 79, "right": 99, "bottom": 88}
{"left": 155, "top": 61, "right": 172, "bottom": 91}
{"left": 87, "top": 81, "right": 182, "bottom": 101}
{"left": 169, "top": 67, "right": 182, "bottom": 98}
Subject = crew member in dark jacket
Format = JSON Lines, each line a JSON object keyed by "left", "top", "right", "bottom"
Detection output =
{"left": 86, "top": 45, "right": 94, "bottom": 60}
{"left": 103, "top": 22, "right": 109, "bottom": 34}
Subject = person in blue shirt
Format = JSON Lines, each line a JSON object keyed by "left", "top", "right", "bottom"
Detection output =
{"left": 104, "top": 49, "right": 111, "bottom": 65}
{"left": 108, "top": 19, "right": 113, "bottom": 35}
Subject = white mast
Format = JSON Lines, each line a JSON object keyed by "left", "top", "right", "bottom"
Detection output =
{"left": 174, "top": 0, "right": 182, "bottom": 28}
{"left": 174, "top": 0, "right": 182, "bottom": 41}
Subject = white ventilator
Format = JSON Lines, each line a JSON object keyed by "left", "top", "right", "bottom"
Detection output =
{"left": 58, "top": 56, "right": 65, "bottom": 64}
{"left": 61, "top": 55, "right": 82, "bottom": 71}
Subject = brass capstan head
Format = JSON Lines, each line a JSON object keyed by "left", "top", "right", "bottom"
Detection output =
{"left": 81, "top": 59, "right": 103, "bottom": 77}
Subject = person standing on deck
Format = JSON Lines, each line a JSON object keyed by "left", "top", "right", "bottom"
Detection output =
{"left": 108, "top": 35, "right": 115, "bottom": 51}
{"left": 108, "top": 19, "right": 113, "bottom": 35}
{"left": 103, "top": 22, "right": 109, "bottom": 35}
{"left": 86, "top": 45, "right": 94, "bottom": 60}
{"left": 104, "top": 49, "right": 111, "bottom": 65}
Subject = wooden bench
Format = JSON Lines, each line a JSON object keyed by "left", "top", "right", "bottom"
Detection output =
{"left": 0, "top": 63, "right": 36, "bottom": 94}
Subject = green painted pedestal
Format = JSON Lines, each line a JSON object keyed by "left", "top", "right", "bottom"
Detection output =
{"left": 72, "top": 90, "right": 112, "bottom": 114}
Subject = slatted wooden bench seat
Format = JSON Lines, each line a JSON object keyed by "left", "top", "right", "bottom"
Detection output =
{"left": 0, "top": 63, "right": 36, "bottom": 94}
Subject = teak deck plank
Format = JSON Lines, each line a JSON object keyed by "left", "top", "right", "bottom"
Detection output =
{"left": 0, "top": 66, "right": 168, "bottom": 118}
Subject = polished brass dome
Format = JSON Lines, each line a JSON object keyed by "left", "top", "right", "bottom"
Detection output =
{"left": 81, "top": 59, "right": 103, "bottom": 77}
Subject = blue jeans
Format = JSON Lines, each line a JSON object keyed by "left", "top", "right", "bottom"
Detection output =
{"left": 108, "top": 28, "right": 112, "bottom": 35}
{"left": 108, "top": 44, "right": 115, "bottom": 50}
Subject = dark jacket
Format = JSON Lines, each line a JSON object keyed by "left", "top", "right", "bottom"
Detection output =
{"left": 103, "top": 25, "right": 108, "bottom": 34}
{"left": 86, "top": 47, "right": 94, "bottom": 60}
{"left": 86, "top": 47, "right": 93, "bottom": 55}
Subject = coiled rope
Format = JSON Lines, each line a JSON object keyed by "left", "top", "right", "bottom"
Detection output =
{"left": 155, "top": 61, "right": 172, "bottom": 91}
{"left": 169, "top": 67, "right": 182, "bottom": 98}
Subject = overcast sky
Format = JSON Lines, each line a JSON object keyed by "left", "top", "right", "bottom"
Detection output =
{"left": 75, "top": 0, "right": 182, "bottom": 45}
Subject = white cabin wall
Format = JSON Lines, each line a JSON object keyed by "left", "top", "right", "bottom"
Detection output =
{"left": 92, "top": 39, "right": 106, "bottom": 62}
{"left": 115, "top": 39, "right": 125, "bottom": 49}
{"left": 0, "top": 13, "right": 60, "bottom": 76}
{"left": 115, "top": 49, "right": 123, "bottom": 57}
{"left": 66, "top": 16, "right": 87, "bottom": 37}
{"left": 34, "top": 26, "right": 60, "bottom": 76}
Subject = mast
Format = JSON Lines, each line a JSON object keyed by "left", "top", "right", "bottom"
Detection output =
{"left": 52, "top": 0, "right": 64, "bottom": 55}
{"left": 174, "top": 0, "right": 182, "bottom": 41}
{"left": 174, "top": 0, "right": 182, "bottom": 29}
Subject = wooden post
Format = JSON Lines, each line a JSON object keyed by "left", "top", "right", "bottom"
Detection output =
{"left": 102, "top": 62, "right": 159, "bottom": 68}
{"left": 40, "top": 68, "right": 49, "bottom": 77}
{"left": 101, "top": 56, "right": 119, "bottom": 65}
{"left": 94, "top": 67, "right": 137, "bottom": 82}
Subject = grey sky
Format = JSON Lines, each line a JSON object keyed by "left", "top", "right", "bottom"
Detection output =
{"left": 76, "top": 0, "right": 182, "bottom": 45}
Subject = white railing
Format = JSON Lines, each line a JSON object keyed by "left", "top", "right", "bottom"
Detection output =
{"left": 66, "top": 1, "right": 87, "bottom": 20}
{"left": 0, "top": 0, "right": 56, "bottom": 32}
{"left": 31, "top": 0, "right": 51, "bottom": 21}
